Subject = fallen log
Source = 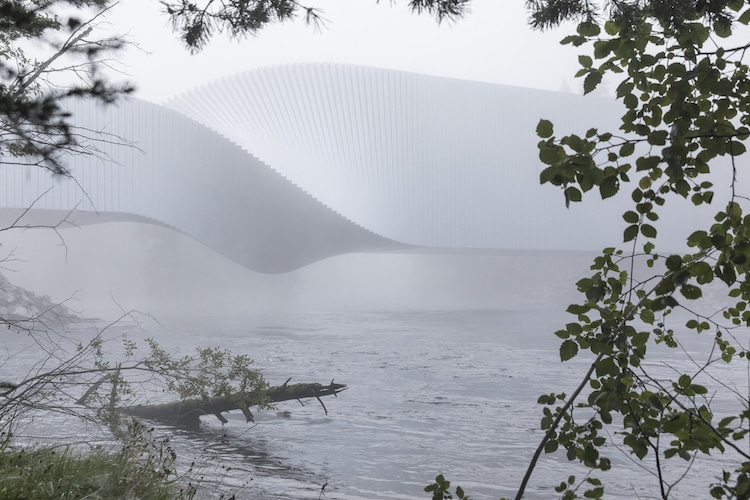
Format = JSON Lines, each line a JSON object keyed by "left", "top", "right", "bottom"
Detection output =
{"left": 122, "top": 379, "right": 347, "bottom": 427}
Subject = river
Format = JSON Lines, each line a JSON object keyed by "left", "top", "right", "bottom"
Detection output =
{"left": 3, "top": 304, "right": 746, "bottom": 499}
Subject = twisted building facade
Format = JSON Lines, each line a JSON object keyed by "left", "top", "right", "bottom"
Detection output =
{"left": 0, "top": 64, "right": 695, "bottom": 273}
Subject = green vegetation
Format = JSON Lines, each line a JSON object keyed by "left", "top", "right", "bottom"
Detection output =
{"left": 429, "top": 1, "right": 750, "bottom": 499}
{"left": 0, "top": 0, "right": 132, "bottom": 174}
{"left": 0, "top": 327, "right": 270, "bottom": 498}
{"left": 526, "top": 1, "right": 750, "bottom": 498}
{"left": 424, "top": 474, "right": 470, "bottom": 500}
{"left": 0, "top": 420, "right": 195, "bottom": 500}
{"left": 431, "top": 0, "right": 750, "bottom": 497}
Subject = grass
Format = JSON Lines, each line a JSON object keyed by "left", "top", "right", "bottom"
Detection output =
{"left": 0, "top": 433, "right": 197, "bottom": 500}
{"left": 0, "top": 447, "right": 173, "bottom": 499}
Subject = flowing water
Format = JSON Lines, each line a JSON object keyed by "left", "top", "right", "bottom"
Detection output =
{"left": 2, "top": 307, "right": 747, "bottom": 499}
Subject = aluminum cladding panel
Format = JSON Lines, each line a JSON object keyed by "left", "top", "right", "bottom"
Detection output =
{"left": 167, "top": 63, "right": 629, "bottom": 250}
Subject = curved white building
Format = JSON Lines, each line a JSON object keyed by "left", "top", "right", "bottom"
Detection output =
{"left": 0, "top": 64, "right": 708, "bottom": 272}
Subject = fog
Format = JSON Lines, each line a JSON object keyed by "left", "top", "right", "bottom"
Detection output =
{"left": 0, "top": 222, "right": 596, "bottom": 320}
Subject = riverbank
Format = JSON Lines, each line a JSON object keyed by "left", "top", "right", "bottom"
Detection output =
{"left": 0, "top": 440, "right": 194, "bottom": 500}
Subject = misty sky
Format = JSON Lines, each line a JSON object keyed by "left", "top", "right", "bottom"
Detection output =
{"left": 107, "top": 1, "right": 581, "bottom": 103}
{"left": 4, "top": 1, "right": 598, "bottom": 316}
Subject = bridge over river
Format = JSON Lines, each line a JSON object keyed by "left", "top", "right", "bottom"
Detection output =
{"left": 0, "top": 64, "right": 719, "bottom": 272}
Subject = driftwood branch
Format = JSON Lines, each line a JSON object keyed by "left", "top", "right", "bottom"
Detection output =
{"left": 122, "top": 381, "right": 347, "bottom": 427}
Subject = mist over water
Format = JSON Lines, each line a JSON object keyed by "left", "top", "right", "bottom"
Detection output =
{"left": 1, "top": 223, "right": 741, "bottom": 499}
{"left": 0, "top": 222, "right": 595, "bottom": 318}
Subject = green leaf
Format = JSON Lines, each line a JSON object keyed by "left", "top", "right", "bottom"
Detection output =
{"left": 584, "top": 71, "right": 603, "bottom": 95}
{"left": 640, "top": 308, "right": 655, "bottom": 324}
{"left": 565, "top": 186, "right": 582, "bottom": 203}
{"left": 691, "top": 383, "right": 708, "bottom": 395}
{"left": 636, "top": 155, "right": 661, "bottom": 171}
{"left": 648, "top": 130, "right": 668, "bottom": 146}
{"left": 622, "top": 211, "right": 640, "bottom": 224}
{"left": 566, "top": 322, "right": 583, "bottom": 335}
{"left": 661, "top": 295, "right": 679, "bottom": 308}
{"left": 537, "top": 119, "right": 554, "bottom": 138}
{"left": 641, "top": 224, "right": 657, "bottom": 238}
{"left": 604, "top": 21, "right": 619, "bottom": 35}
{"left": 540, "top": 166, "right": 559, "bottom": 184}
{"left": 584, "top": 487, "right": 605, "bottom": 499}
{"left": 616, "top": 80, "right": 634, "bottom": 98}
{"left": 567, "top": 304, "right": 590, "bottom": 314}
{"left": 586, "top": 283, "right": 605, "bottom": 301}
{"left": 632, "top": 331, "right": 649, "bottom": 347}
{"left": 579, "top": 55, "right": 593, "bottom": 68}
{"left": 620, "top": 142, "right": 636, "bottom": 157}
{"left": 674, "top": 179, "right": 690, "bottom": 197}
{"left": 583, "top": 445, "right": 599, "bottom": 464}
{"left": 595, "top": 356, "right": 617, "bottom": 377}
{"left": 593, "top": 40, "right": 613, "bottom": 59}
{"left": 578, "top": 21, "right": 601, "bottom": 37}
{"left": 539, "top": 143, "right": 565, "bottom": 164}
{"left": 719, "top": 416, "right": 737, "bottom": 428}
{"left": 714, "top": 19, "right": 732, "bottom": 38}
{"left": 687, "top": 230, "right": 710, "bottom": 248}
{"left": 555, "top": 329, "right": 570, "bottom": 339}
{"left": 599, "top": 175, "right": 618, "bottom": 199}
{"left": 624, "top": 224, "right": 639, "bottom": 242}
{"left": 545, "top": 439, "right": 559, "bottom": 453}
{"left": 561, "top": 34, "right": 586, "bottom": 46}
{"left": 565, "top": 134, "right": 584, "bottom": 152}
{"left": 623, "top": 93, "right": 638, "bottom": 109}
{"left": 665, "top": 255, "right": 683, "bottom": 271}
{"left": 680, "top": 284, "right": 702, "bottom": 300}
{"left": 647, "top": 393, "right": 664, "bottom": 411}
{"left": 560, "top": 339, "right": 579, "bottom": 361}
